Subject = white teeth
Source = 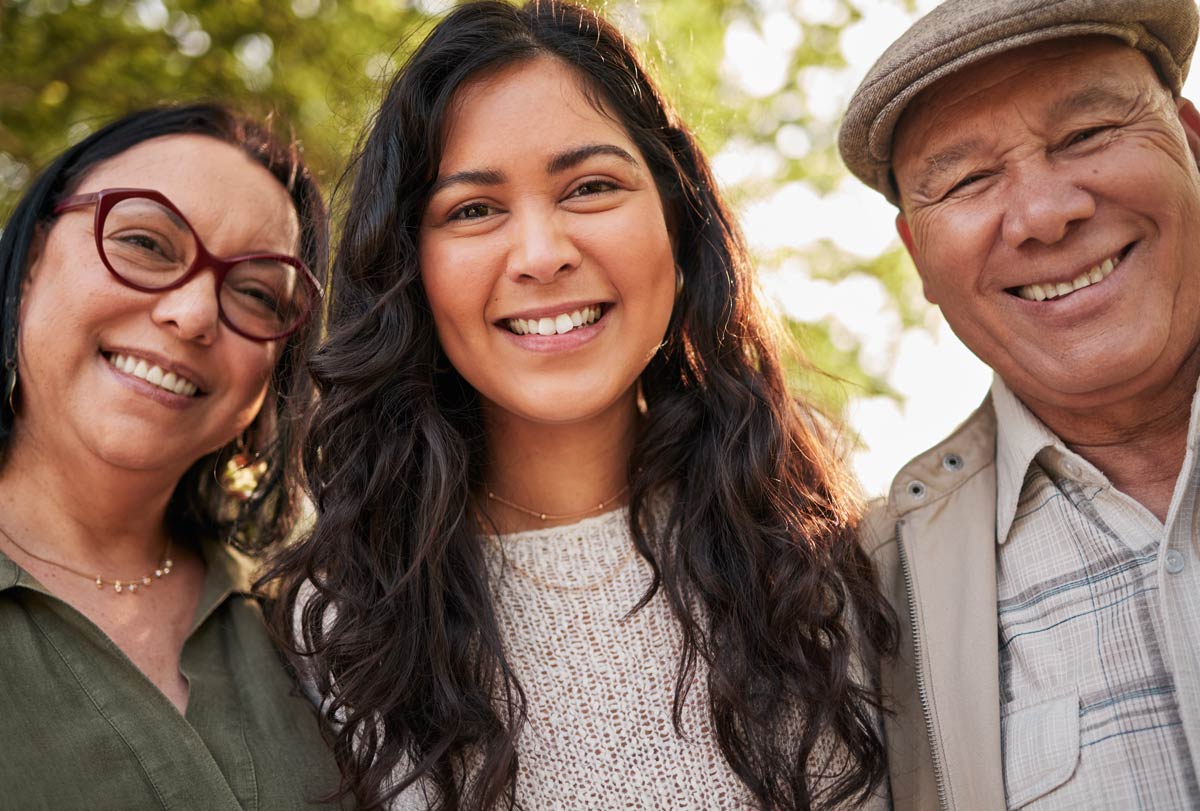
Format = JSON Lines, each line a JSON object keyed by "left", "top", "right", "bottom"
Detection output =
{"left": 506, "top": 306, "right": 603, "bottom": 336}
{"left": 1015, "top": 252, "right": 1122, "bottom": 302}
{"left": 106, "top": 353, "right": 199, "bottom": 397}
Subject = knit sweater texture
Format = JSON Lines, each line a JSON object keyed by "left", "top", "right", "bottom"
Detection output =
{"left": 389, "top": 507, "right": 888, "bottom": 810}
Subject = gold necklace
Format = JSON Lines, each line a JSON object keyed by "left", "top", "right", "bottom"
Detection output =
{"left": 474, "top": 509, "right": 638, "bottom": 593}
{"left": 0, "top": 523, "right": 174, "bottom": 595}
{"left": 485, "top": 483, "right": 630, "bottom": 522}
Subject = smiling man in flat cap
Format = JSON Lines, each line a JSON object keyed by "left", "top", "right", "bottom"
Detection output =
{"left": 840, "top": 1, "right": 1200, "bottom": 808}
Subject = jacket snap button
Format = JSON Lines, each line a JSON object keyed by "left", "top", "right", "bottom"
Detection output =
{"left": 907, "top": 480, "right": 927, "bottom": 500}
{"left": 942, "top": 453, "right": 963, "bottom": 472}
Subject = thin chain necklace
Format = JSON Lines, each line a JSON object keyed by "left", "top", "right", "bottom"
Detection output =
{"left": 0, "top": 522, "right": 174, "bottom": 595}
{"left": 485, "top": 483, "right": 630, "bottom": 522}
{"left": 474, "top": 509, "right": 638, "bottom": 592}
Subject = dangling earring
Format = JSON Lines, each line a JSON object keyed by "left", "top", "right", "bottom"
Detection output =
{"left": 674, "top": 265, "right": 685, "bottom": 300}
{"left": 217, "top": 435, "right": 267, "bottom": 501}
{"left": 3, "top": 360, "right": 16, "bottom": 416}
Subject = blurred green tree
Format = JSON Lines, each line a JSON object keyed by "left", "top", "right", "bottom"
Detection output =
{"left": 1, "top": 0, "right": 926, "bottom": 415}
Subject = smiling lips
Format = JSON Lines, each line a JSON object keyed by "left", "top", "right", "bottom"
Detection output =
{"left": 506, "top": 305, "right": 604, "bottom": 336}
{"left": 105, "top": 352, "right": 200, "bottom": 397}
{"left": 1014, "top": 251, "right": 1124, "bottom": 302}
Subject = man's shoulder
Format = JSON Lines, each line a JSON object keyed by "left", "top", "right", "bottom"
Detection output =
{"left": 864, "top": 394, "right": 998, "bottom": 544}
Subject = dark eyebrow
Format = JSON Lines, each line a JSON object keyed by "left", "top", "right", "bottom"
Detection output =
{"left": 911, "top": 138, "right": 985, "bottom": 199}
{"left": 162, "top": 206, "right": 188, "bottom": 231}
{"left": 429, "top": 169, "right": 505, "bottom": 197}
{"left": 118, "top": 195, "right": 188, "bottom": 231}
{"left": 547, "top": 143, "right": 638, "bottom": 175}
{"left": 428, "top": 145, "right": 637, "bottom": 198}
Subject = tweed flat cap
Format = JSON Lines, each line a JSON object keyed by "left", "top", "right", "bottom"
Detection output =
{"left": 839, "top": 0, "right": 1200, "bottom": 204}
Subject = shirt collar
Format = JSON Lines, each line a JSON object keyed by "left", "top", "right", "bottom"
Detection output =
{"left": 1187, "top": 374, "right": 1200, "bottom": 453}
{"left": 993, "top": 374, "right": 1068, "bottom": 545}
{"left": 992, "top": 371, "right": 1200, "bottom": 544}
{"left": 190, "top": 537, "right": 257, "bottom": 630}
{"left": 0, "top": 549, "right": 23, "bottom": 592}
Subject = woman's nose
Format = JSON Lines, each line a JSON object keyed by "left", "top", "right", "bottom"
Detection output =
{"left": 149, "top": 270, "right": 221, "bottom": 345}
{"left": 504, "top": 209, "right": 583, "bottom": 283}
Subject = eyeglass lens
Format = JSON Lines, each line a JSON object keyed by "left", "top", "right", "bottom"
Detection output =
{"left": 101, "top": 196, "right": 307, "bottom": 338}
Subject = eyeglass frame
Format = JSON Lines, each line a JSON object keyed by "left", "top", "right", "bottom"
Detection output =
{"left": 51, "top": 187, "right": 322, "bottom": 342}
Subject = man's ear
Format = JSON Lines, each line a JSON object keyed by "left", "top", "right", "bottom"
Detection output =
{"left": 1178, "top": 97, "right": 1200, "bottom": 167}
{"left": 896, "top": 213, "right": 939, "bottom": 305}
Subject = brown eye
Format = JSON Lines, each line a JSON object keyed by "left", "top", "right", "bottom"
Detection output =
{"left": 948, "top": 173, "right": 989, "bottom": 194}
{"left": 449, "top": 203, "right": 499, "bottom": 221}
{"left": 117, "top": 234, "right": 169, "bottom": 256}
{"left": 1066, "top": 126, "right": 1110, "bottom": 147}
{"left": 569, "top": 179, "right": 617, "bottom": 197}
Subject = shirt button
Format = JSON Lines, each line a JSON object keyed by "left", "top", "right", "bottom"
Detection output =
{"left": 1063, "top": 460, "right": 1082, "bottom": 478}
{"left": 1165, "top": 548, "right": 1186, "bottom": 574}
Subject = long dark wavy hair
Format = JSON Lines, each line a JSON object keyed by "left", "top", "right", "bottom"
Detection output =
{"left": 0, "top": 102, "right": 328, "bottom": 551}
{"left": 267, "top": 2, "right": 897, "bottom": 808}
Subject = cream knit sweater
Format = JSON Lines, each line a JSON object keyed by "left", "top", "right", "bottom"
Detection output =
{"left": 388, "top": 508, "right": 888, "bottom": 810}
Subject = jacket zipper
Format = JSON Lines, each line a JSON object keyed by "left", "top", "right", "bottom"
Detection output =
{"left": 896, "top": 518, "right": 950, "bottom": 811}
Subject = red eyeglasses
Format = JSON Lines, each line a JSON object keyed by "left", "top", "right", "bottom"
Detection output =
{"left": 53, "top": 187, "right": 321, "bottom": 341}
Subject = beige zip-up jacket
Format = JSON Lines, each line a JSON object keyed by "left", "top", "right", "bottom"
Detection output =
{"left": 863, "top": 396, "right": 1007, "bottom": 811}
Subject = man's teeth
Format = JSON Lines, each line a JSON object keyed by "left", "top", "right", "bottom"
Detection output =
{"left": 507, "top": 306, "right": 603, "bottom": 336}
{"left": 106, "top": 353, "right": 199, "bottom": 396}
{"left": 1016, "top": 254, "right": 1120, "bottom": 302}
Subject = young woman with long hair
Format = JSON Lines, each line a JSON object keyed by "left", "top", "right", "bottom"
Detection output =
{"left": 269, "top": 3, "right": 896, "bottom": 809}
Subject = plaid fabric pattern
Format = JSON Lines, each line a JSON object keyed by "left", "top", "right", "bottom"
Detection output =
{"left": 992, "top": 378, "right": 1200, "bottom": 810}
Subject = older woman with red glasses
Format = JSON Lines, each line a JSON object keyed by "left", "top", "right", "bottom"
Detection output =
{"left": 0, "top": 104, "right": 343, "bottom": 808}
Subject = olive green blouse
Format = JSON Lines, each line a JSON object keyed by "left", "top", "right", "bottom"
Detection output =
{"left": 0, "top": 539, "right": 345, "bottom": 810}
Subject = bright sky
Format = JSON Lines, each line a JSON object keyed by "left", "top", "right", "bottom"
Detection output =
{"left": 717, "top": 0, "right": 1200, "bottom": 497}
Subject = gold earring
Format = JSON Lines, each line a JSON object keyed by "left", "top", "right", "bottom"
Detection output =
{"left": 3, "top": 362, "right": 16, "bottom": 416}
{"left": 217, "top": 435, "right": 268, "bottom": 502}
{"left": 674, "top": 265, "right": 685, "bottom": 299}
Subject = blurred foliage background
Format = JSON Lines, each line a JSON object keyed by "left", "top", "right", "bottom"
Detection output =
{"left": 1, "top": 0, "right": 931, "bottom": 417}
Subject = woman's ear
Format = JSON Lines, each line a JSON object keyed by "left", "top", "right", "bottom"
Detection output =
{"left": 22, "top": 224, "right": 48, "bottom": 292}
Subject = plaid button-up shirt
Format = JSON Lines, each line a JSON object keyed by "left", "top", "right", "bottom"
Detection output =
{"left": 992, "top": 377, "right": 1200, "bottom": 809}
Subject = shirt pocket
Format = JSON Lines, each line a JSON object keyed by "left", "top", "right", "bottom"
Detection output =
{"left": 1001, "top": 689, "right": 1081, "bottom": 809}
